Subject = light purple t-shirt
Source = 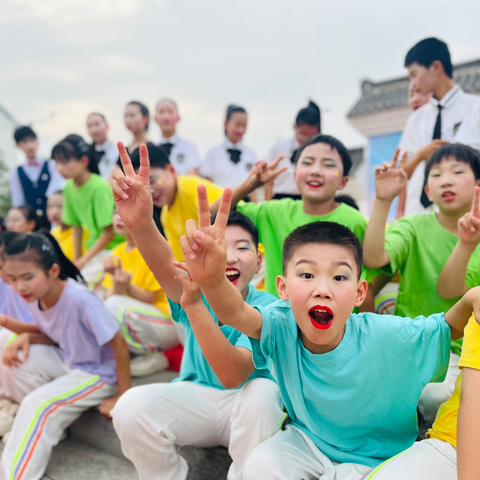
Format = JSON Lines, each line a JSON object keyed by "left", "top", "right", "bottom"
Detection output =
{"left": 0, "top": 279, "right": 35, "bottom": 324}
{"left": 26, "top": 279, "right": 119, "bottom": 384}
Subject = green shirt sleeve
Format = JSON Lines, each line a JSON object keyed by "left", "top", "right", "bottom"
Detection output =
{"left": 61, "top": 182, "right": 81, "bottom": 227}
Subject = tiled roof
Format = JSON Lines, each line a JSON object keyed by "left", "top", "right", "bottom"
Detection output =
{"left": 348, "top": 147, "right": 364, "bottom": 171}
{"left": 347, "top": 59, "right": 480, "bottom": 118}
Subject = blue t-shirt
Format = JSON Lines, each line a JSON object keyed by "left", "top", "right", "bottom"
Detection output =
{"left": 251, "top": 301, "right": 451, "bottom": 467}
{"left": 0, "top": 280, "right": 35, "bottom": 324}
{"left": 26, "top": 279, "right": 120, "bottom": 384}
{"left": 169, "top": 284, "right": 277, "bottom": 389}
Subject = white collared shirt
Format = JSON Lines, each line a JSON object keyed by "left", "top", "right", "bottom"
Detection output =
{"left": 95, "top": 140, "right": 119, "bottom": 179}
{"left": 9, "top": 158, "right": 66, "bottom": 208}
{"left": 399, "top": 86, "right": 480, "bottom": 216}
{"left": 264, "top": 137, "right": 300, "bottom": 196}
{"left": 455, "top": 101, "right": 480, "bottom": 151}
{"left": 198, "top": 139, "right": 257, "bottom": 188}
{"left": 159, "top": 134, "right": 202, "bottom": 175}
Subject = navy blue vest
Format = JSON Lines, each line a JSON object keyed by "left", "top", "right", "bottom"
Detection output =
{"left": 17, "top": 162, "right": 51, "bottom": 213}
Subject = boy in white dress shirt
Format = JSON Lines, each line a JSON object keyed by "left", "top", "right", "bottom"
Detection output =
{"left": 154, "top": 98, "right": 202, "bottom": 175}
{"left": 10, "top": 126, "right": 65, "bottom": 215}
{"left": 399, "top": 37, "right": 480, "bottom": 216}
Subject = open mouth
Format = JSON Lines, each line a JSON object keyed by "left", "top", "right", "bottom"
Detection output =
{"left": 226, "top": 268, "right": 240, "bottom": 285}
{"left": 309, "top": 305, "right": 333, "bottom": 329}
{"left": 441, "top": 191, "right": 455, "bottom": 202}
{"left": 307, "top": 180, "right": 324, "bottom": 188}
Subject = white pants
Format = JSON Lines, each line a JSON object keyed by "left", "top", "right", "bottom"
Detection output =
{"left": 418, "top": 352, "right": 460, "bottom": 425}
{"left": 243, "top": 425, "right": 371, "bottom": 480}
{"left": 104, "top": 295, "right": 180, "bottom": 354}
{"left": 0, "top": 346, "right": 116, "bottom": 480}
{"left": 363, "top": 438, "right": 456, "bottom": 479}
{"left": 81, "top": 249, "right": 112, "bottom": 286}
{"left": 112, "top": 378, "right": 283, "bottom": 480}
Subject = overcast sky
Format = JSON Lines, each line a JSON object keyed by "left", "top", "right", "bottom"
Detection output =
{"left": 1, "top": 0, "right": 480, "bottom": 160}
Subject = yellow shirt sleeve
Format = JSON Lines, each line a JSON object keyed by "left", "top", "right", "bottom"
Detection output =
{"left": 427, "top": 314, "right": 480, "bottom": 447}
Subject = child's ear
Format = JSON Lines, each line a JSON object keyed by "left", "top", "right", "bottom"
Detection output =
{"left": 424, "top": 184, "right": 432, "bottom": 202}
{"left": 49, "top": 263, "right": 61, "bottom": 279}
{"left": 337, "top": 175, "right": 349, "bottom": 191}
{"left": 276, "top": 275, "right": 289, "bottom": 300}
{"left": 80, "top": 155, "right": 90, "bottom": 168}
{"left": 354, "top": 279, "right": 368, "bottom": 307}
{"left": 166, "top": 164, "right": 176, "bottom": 177}
{"left": 255, "top": 252, "right": 262, "bottom": 275}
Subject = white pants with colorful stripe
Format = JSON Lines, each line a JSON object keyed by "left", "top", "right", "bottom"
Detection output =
{"left": 104, "top": 295, "right": 180, "bottom": 354}
{"left": 359, "top": 438, "right": 456, "bottom": 479}
{"left": 242, "top": 425, "right": 371, "bottom": 480}
{"left": 111, "top": 378, "right": 283, "bottom": 480}
{"left": 0, "top": 345, "right": 116, "bottom": 480}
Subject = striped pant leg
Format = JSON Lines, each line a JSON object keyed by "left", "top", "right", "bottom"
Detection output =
{"left": 0, "top": 369, "right": 116, "bottom": 480}
{"left": 104, "top": 295, "right": 179, "bottom": 354}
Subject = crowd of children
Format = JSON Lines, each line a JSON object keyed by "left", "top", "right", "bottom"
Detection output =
{"left": 1, "top": 36, "right": 480, "bottom": 479}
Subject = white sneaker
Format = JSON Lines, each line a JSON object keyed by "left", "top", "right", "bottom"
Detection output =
{"left": 130, "top": 351, "right": 169, "bottom": 377}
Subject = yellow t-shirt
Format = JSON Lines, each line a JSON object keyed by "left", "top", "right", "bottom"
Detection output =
{"left": 101, "top": 242, "right": 169, "bottom": 314}
{"left": 50, "top": 225, "right": 89, "bottom": 262}
{"left": 427, "top": 315, "right": 480, "bottom": 447}
{"left": 161, "top": 175, "right": 223, "bottom": 261}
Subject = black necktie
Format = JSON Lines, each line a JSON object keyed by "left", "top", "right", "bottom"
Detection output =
{"left": 227, "top": 148, "right": 241, "bottom": 164}
{"left": 160, "top": 142, "right": 174, "bottom": 159}
{"left": 290, "top": 148, "right": 299, "bottom": 164}
{"left": 420, "top": 104, "right": 444, "bottom": 208}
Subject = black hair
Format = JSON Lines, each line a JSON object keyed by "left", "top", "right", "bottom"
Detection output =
{"left": 14, "top": 126, "right": 37, "bottom": 144}
{"left": 130, "top": 142, "right": 170, "bottom": 172}
{"left": 87, "top": 112, "right": 108, "bottom": 125}
{"left": 225, "top": 104, "right": 247, "bottom": 122}
{"left": 293, "top": 134, "right": 353, "bottom": 176}
{"left": 0, "top": 231, "right": 18, "bottom": 251}
{"left": 2, "top": 231, "right": 84, "bottom": 284}
{"left": 295, "top": 100, "right": 321, "bottom": 132}
{"left": 425, "top": 143, "right": 480, "bottom": 181}
{"left": 210, "top": 210, "right": 259, "bottom": 249}
{"left": 404, "top": 37, "right": 453, "bottom": 78}
{"left": 282, "top": 221, "right": 363, "bottom": 279}
{"left": 8, "top": 205, "right": 50, "bottom": 232}
{"left": 51, "top": 134, "right": 100, "bottom": 175}
{"left": 127, "top": 101, "right": 150, "bottom": 130}
{"left": 334, "top": 194, "right": 360, "bottom": 211}
{"left": 0, "top": 216, "right": 4, "bottom": 233}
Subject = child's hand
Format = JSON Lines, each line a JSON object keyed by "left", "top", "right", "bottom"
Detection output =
{"left": 417, "top": 139, "right": 449, "bottom": 161}
{"left": 103, "top": 255, "right": 120, "bottom": 275}
{"left": 110, "top": 143, "right": 153, "bottom": 229}
{"left": 458, "top": 187, "right": 480, "bottom": 245}
{"left": 112, "top": 265, "right": 131, "bottom": 295}
{"left": 3, "top": 333, "right": 29, "bottom": 368}
{"left": 99, "top": 396, "right": 119, "bottom": 420}
{"left": 247, "top": 156, "right": 288, "bottom": 190}
{"left": 375, "top": 148, "right": 408, "bottom": 201}
{"left": 174, "top": 262, "right": 203, "bottom": 309}
{"left": 180, "top": 186, "right": 233, "bottom": 288}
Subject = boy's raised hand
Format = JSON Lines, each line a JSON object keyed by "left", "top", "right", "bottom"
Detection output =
{"left": 180, "top": 185, "right": 233, "bottom": 288}
{"left": 375, "top": 148, "right": 408, "bottom": 201}
{"left": 458, "top": 186, "right": 480, "bottom": 245}
{"left": 174, "top": 261, "right": 203, "bottom": 310}
{"left": 110, "top": 143, "right": 153, "bottom": 229}
{"left": 247, "top": 155, "right": 288, "bottom": 190}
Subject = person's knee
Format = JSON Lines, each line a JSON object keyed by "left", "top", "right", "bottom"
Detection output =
{"left": 243, "top": 445, "right": 277, "bottom": 479}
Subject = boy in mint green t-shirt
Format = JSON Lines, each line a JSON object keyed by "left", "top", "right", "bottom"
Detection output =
{"left": 364, "top": 143, "right": 480, "bottom": 424}
{"left": 210, "top": 134, "right": 370, "bottom": 298}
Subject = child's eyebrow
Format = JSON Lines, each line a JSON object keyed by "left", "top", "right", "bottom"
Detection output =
{"left": 333, "top": 261, "right": 353, "bottom": 271}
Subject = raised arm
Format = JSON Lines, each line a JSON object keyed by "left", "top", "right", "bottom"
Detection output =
{"left": 110, "top": 143, "right": 183, "bottom": 303}
{"left": 438, "top": 187, "right": 480, "bottom": 299}
{"left": 182, "top": 186, "right": 263, "bottom": 338}
{"left": 444, "top": 286, "right": 480, "bottom": 340}
{"left": 363, "top": 149, "right": 407, "bottom": 269}
{"left": 209, "top": 156, "right": 287, "bottom": 214}
{"left": 174, "top": 262, "right": 255, "bottom": 388}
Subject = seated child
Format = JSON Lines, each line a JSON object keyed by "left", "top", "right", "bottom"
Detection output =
{"left": 180, "top": 188, "right": 478, "bottom": 479}
{"left": 47, "top": 191, "right": 89, "bottom": 262}
{"left": 98, "top": 208, "right": 180, "bottom": 376}
{"left": 52, "top": 134, "right": 123, "bottom": 283}
{"left": 10, "top": 126, "right": 65, "bottom": 214}
{"left": 0, "top": 232, "right": 130, "bottom": 479}
{"left": 364, "top": 144, "right": 480, "bottom": 423}
{"left": 5, "top": 205, "right": 48, "bottom": 234}
{"left": 110, "top": 145, "right": 283, "bottom": 480}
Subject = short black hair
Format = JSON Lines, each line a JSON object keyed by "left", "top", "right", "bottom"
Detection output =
{"left": 211, "top": 210, "right": 259, "bottom": 249}
{"left": 425, "top": 143, "right": 480, "bottom": 181}
{"left": 14, "top": 126, "right": 37, "bottom": 143}
{"left": 282, "top": 221, "right": 363, "bottom": 279}
{"left": 225, "top": 104, "right": 247, "bottom": 122}
{"left": 127, "top": 101, "right": 150, "bottom": 130}
{"left": 404, "top": 37, "right": 453, "bottom": 78}
{"left": 130, "top": 142, "right": 170, "bottom": 172}
{"left": 295, "top": 100, "right": 321, "bottom": 132}
{"left": 293, "top": 134, "right": 353, "bottom": 176}
{"left": 51, "top": 134, "right": 99, "bottom": 175}
{"left": 334, "top": 194, "right": 360, "bottom": 211}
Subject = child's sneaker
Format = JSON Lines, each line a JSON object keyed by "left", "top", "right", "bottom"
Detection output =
{"left": 130, "top": 351, "right": 169, "bottom": 377}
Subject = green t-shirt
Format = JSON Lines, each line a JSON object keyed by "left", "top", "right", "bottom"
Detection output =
{"left": 237, "top": 199, "right": 368, "bottom": 296}
{"left": 384, "top": 212, "right": 480, "bottom": 356}
{"left": 62, "top": 174, "right": 123, "bottom": 249}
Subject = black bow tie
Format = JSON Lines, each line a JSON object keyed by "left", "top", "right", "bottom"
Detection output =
{"left": 227, "top": 148, "right": 241, "bottom": 164}
{"left": 160, "top": 142, "right": 174, "bottom": 158}
{"left": 290, "top": 148, "right": 299, "bottom": 164}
